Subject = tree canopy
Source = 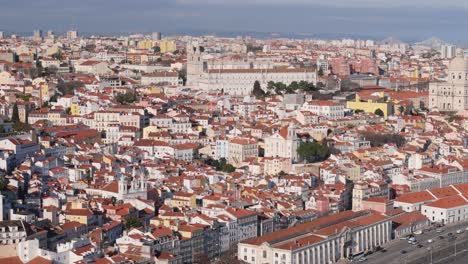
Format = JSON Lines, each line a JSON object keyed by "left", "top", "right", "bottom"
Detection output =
{"left": 252, "top": 80, "right": 265, "bottom": 99}
{"left": 362, "top": 132, "right": 406, "bottom": 147}
{"left": 57, "top": 81, "right": 84, "bottom": 95}
{"left": 318, "top": 68, "right": 324, "bottom": 77}
{"left": 0, "top": 176, "right": 9, "bottom": 193}
{"left": 124, "top": 216, "right": 142, "bottom": 230}
{"left": 115, "top": 92, "right": 137, "bottom": 105}
{"left": 211, "top": 158, "right": 236, "bottom": 173}
{"left": 266, "top": 81, "right": 318, "bottom": 95}
{"left": 11, "top": 103, "right": 19, "bottom": 123}
{"left": 374, "top": 108, "right": 384, "bottom": 117}
{"left": 297, "top": 141, "right": 330, "bottom": 163}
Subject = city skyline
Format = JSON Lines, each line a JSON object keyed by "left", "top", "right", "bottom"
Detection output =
{"left": 1, "top": 0, "right": 468, "bottom": 43}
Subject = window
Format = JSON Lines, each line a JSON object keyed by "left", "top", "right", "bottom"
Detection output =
{"left": 263, "top": 251, "right": 267, "bottom": 258}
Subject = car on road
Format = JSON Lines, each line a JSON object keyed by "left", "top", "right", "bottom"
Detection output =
{"left": 401, "top": 250, "right": 407, "bottom": 254}
{"left": 414, "top": 230, "right": 423, "bottom": 235}
{"left": 456, "top": 229, "right": 463, "bottom": 234}
{"left": 359, "top": 257, "right": 367, "bottom": 262}
{"left": 438, "top": 235, "right": 444, "bottom": 239}
{"left": 436, "top": 228, "right": 443, "bottom": 233}
{"left": 417, "top": 244, "right": 423, "bottom": 248}
{"left": 448, "top": 232, "right": 453, "bottom": 236}
{"left": 428, "top": 239, "right": 433, "bottom": 243}
{"left": 465, "top": 227, "right": 468, "bottom": 231}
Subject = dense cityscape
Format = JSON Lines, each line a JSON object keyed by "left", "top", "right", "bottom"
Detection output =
{"left": 0, "top": 14, "right": 468, "bottom": 264}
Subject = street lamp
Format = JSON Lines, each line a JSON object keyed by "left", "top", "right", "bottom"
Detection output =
{"left": 454, "top": 239, "right": 457, "bottom": 257}
{"left": 427, "top": 247, "right": 433, "bottom": 264}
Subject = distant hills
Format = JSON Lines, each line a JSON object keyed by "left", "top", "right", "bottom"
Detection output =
{"left": 414, "top": 37, "right": 450, "bottom": 49}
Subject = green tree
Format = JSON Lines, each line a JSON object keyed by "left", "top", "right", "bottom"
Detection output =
{"left": 318, "top": 68, "right": 324, "bottom": 77}
{"left": 222, "top": 163, "right": 236, "bottom": 173}
{"left": 124, "top": 216, "right": 142, "bottom": 230}
{"left": 267, "top": 81, "right": 276, "bottom": 91}
{"left": 178, "top": 68, "right": 187, "bottom": 86}
{"left": 398, "top": 106, "right": 405, "bottom": 114}
{"left": 374, "top": 108, "right": 384, "bottom": 117}
{"left": 297, "top": 142, "right": 330, "bottom": 163}
{"left": 12, "top": 103, "right": 19, "bottom": 123}
{"left": 115, "top": 92, "right": 137, "bottom": 105}
{"left": 213, "top": 158, "right": 236, "bottom": 172}
{"left": 252, "top": 80, "right": 265, "bottom": 99}
{"left": 57, "top": 81, "right": 84, "bottom": 95}
{"left": 0, "top": 176, "right": 9, "bottom": 193}
{"left": 362, "top": 132, "right": 406, "bottom": 147}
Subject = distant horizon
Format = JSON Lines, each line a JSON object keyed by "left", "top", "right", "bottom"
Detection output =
{"left": 1, "top": 1, "right": 468, "bottom": 45}
{"left": 0, "top": 29, "right": 464, "bottom": 47}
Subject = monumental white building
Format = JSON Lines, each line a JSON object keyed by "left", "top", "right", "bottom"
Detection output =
{"left": 429, "top": 52, "right": 468, "bottom": 111}
{"left": 200, "top": 68, "right": 316, "bottom": 96}
{"left": 186, "top": 41, "right": 317, "bottom": 96}
{"left": 238, "top": 210, "right": 391, "bottom": 264}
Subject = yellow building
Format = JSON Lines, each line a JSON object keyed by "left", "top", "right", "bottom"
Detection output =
{"left": 143, "top": 126, "right": 160, "bottom": 139}
{"left": 346, "top": 91, "right": 394, "bottom": 118}
{"left": 0, "top": 71, "right": 15, "bottom": 85}
{"left": 46, "top": 45, "right": 61, "bottom": 56}
{"left": 165, "top": 191, "right": 197, "bottom": 209}
{"left": 159, "top": 40, "right": 177, "bottom": 53}
{"left": 70, "top": 102, "right": 79, "bottom": 115}
{"left": 138, "top": 39, "right": 154, "bottom": 50}
{"left": 148, "top": 86, "right": 162, "bottom": 94}
{"left": 64, "top": 200, "right": 98, "bottom": 225}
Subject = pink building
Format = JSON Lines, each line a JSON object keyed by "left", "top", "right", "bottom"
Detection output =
{"left": 315, "top": 196, "right": 330, "bottom": 214}
{"left": 362, "top": 197, "right": 394, "bottom": 214}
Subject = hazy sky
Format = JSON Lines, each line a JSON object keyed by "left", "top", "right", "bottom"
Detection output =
{"left": 1, "top": 0, "right": 467, "bottom": 43}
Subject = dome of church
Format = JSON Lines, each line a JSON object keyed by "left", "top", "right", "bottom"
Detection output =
{"left": 449, "top": 53, "right": 468, "bottom": 72}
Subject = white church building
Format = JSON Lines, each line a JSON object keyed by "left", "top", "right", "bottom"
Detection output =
{"left": 429, "top": 52, "right": 468, "bottom": 111}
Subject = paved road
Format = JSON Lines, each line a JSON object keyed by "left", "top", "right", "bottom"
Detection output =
{"left": 364, "top": 222, "right": 468, "bottom": 264}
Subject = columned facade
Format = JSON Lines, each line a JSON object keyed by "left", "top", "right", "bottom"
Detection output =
{"left": 238, "top": 211, "right": 392, "bottom": 264}
{"left": 429, "top": 52, "right": 468, "bottom": 111}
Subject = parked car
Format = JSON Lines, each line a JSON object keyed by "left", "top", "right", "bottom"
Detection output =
{"left": 436, "top": 229, "right": 443, "bottom": 233}
{"left": 414, "top": 230, "right": 423, "bottom": 235}
{"left": 427, "top": 239, "right": 433, "bottom": 243}
{"left": 401, "top": 250, "right": 407, "bottom": 254}
{"left": 456, "top": 229, "right": 463, "bottom": 234}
